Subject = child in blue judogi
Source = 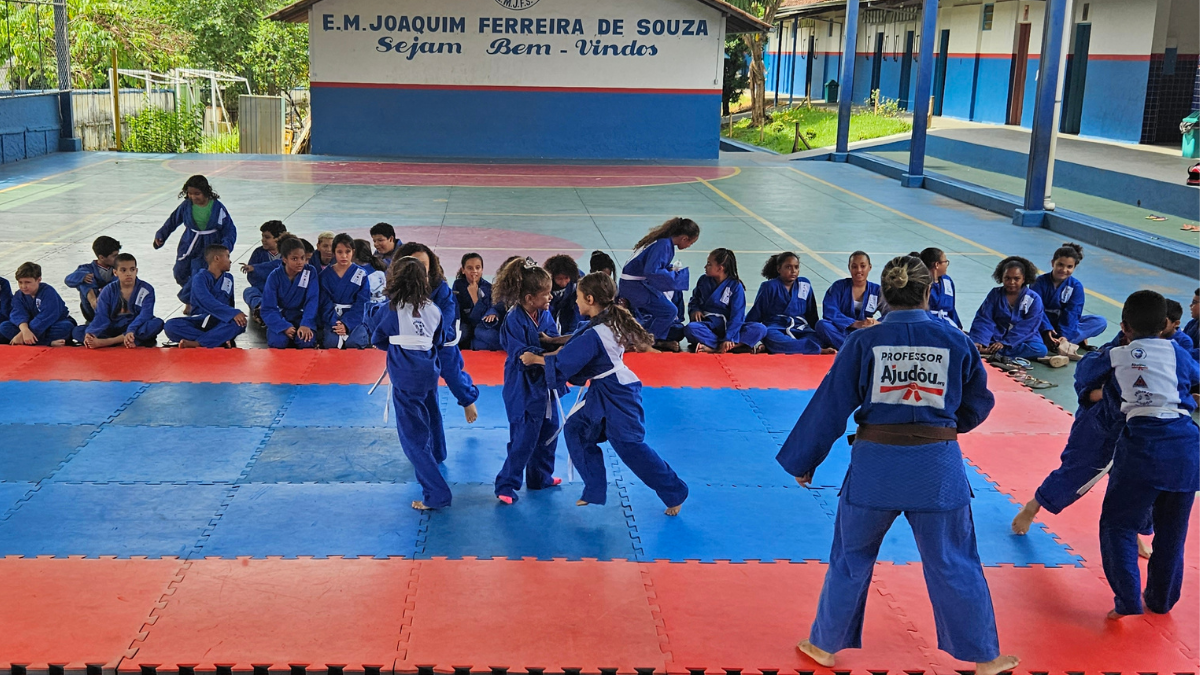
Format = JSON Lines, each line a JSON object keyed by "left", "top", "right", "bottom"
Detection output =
{"left": 814, "top": 251, "right": 882, "bottom": 350}
{"left": 354, "top": 238, "right": 389, "bottom": 327}
{"left": 72, "top": 253, "right": 163, "bottom": 348}
{"left": 370, "top": 222, "right": 400, "bottom": 266}
{"left": 747, "top": 252, "right": 827, "bottom": 355}
{"left": 64, "top": 235, "right": 120, "bottom": 322}
{"left": 1185, "top": 289, "right": 1199, "bottom": 362}
{"left": 240, "top": 220, "right": 287, "bottom": 322}
{"left": 311, "top": 232, "right": 335, "bottom": 272}
{"left": 0, "top": 262, "right": 76, "bottom": 346}
{"left": 522, "top": 272, "right": 688, "bottom": 514}
{"left": 262, "top": 237, "right": 319, "bottom": 349}
{"left": 472, "top": 255, "right": 520, "bottom": 352}
{"left": 154, "top": 175, "right": 236, "bottom": 304}
{"left": 164, "top": 245, "right": 247, "bottom": 349}
{"left": 370, "top": 256, "right": 453, "bottom": 511}
{"left": 618, "top": 217, "right": 699, "bottom": 352}
{"left": 969, "top": 256, "right": 1048, "bottom": 361}
{"left": 684, "top": 248, "right": 766, "bottom": 353}
{"left": 546, "top": 254, "right": 583, "bottom": 335}
{"left": 917, "top": 248, "right": 962, "bottom": 328}
{"left": 1031, "top": 243, "right": 1107, "bottom": 354}
{"left": 1090, "top": 291, "right": 1199, "bottom": 619}
{"left": 318, "top": 234, "right": 372, "bottom": 349}
{"left": 452, "top": 252, "right": 493, "bottom": 350}
{"left": 0, "top": 275, "right": 11, "bottom": 324}
{"left": 1164, "top": 300, "right": 1193, "bottom": 353}
{"left": 493, "top": 257, "right": 566, "bottom": 504}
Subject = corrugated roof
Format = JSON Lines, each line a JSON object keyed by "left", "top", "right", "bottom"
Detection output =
{"left": 268, "top": 0, "right": 770, "bottom": 33}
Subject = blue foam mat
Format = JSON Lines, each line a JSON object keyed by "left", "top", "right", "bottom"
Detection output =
{"left": 0, "top": 482, "right": 228, "bottom": 558}
{"left": 0, "top": 481, "right": 36, "bottom": 515}
{"left": 0, "top": 381, "right": 143, "bottom": 425}
{"left": 113, "top": 383, "right": 294, "bottom": 427}
{"left": 632, "top": 428, "right": 795, "bottom": 487}
{"left": 439, "top": 427, "right": 570, "bottom": 484}
{"left": 53, "top": 426, "right": 269, "bottom": 483}
{"left": 0, "top": 424, "right": 98, "bottom": 481}
{"left": 743, "top": 389, "right": 815, "bottom": 433}
{"left": 279, "top": 384, "right": 386, "bottom": 428}
{"left": 440, "top": 386, "right": 511, "bottom": 430}
{"left": 246, "top": 427, "right": 415, "bottom": 483}
{"left": 201, "top": 483, "right": 426, "bottom": 558}
{"left": 640, "top": 387, "right": 765, "bottom": 432}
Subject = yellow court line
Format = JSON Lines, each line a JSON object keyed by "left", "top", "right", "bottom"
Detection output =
{"left": 696, "top": 177, "right": 845, "bottom": 278}
{"left": 784, "top": 166, "right": 1124, "bottom": 309}
{"left": 0, "top": 157, "right": 112, "bottom": 195}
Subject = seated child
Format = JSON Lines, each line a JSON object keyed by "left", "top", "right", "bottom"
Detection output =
{"left": 917, "top": 247, "right": 962, "bottom": 328}
{"left": 0, "top": 262, "right": 76, "bottom": 346}
{"left": 370, "top": 222, "right": 400, "bottom": 266}
{"left": 164, "top": 245, "right": 247, "bottom": 349}
{"left": 545, "top": 254, "right": 583, "bottom": 334}
{"left": 72, "top": 253, "right": 163, "bottom": 348}
{"left": 452, "top": 252, "right": 492, "bottom": 350}
{"left": 747, "top": 251, "right": 827, "bottom": 354}
{"left": 354, "top": 238, "right": 388, "bottom": 328}
{"left": 311, "top": 231, "right": 335, "bottom": 272}
{"left": 590, "top": 250, "right": 616, "bottom": 277}
{"left": 969, "top": 256, "right": 1050, "bottom": 361}
{"left": 1092, "top": 291, "right": 1198, "bottom": 619}
{"left": 262, "top": 236, "right": 319, "bottom": 349}
{"left": 1186, "top": 289, "right": 1199, "bottom": 361}
{"left": 1165, "top": 299, "right": 1193, "bottom": 352}
{"left": 0, "top": 275, "right": 11, "bottom": 324}
{"left": 814, "top": 251, "right": 881, "bottom": 350}
{"left": 472, "top": 255, "right": 521, "bottom": 352}
{"left": 684, "top": 248, "right": 766, "bottom": 353}
{"left": 65, "top": 235, "right": 120, "bottom": 322}
{"left": 619, "top": 217, "right": 699, "bottom": 352}
{"left": 1031, "top": 243, "right": 1107, "bottom": 356}
{"left": 318, "top": 233, "right": 371, "bottom": 349}
{"left": 241, "top": 220, "right": 287, "bottom": 322}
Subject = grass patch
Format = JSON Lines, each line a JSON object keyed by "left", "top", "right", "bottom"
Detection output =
{"left": 722, "top": 106, "right": 911, "bottom": 153}
{"left": 199, "top": 131, "right": 240, "bottom": 154}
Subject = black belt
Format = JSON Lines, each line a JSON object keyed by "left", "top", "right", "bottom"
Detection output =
{"left": 851, "top": 423, "right": 958, "bottom": 446}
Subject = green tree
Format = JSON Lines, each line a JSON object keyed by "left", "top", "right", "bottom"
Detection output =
{"left": 726, "top": 0, "right": 783, "bottom": 127}
{"left": 168, "top": 0, "right": 261, "bottom": 75}
{"left": 722, "top": 37, "right": 750, "bottom": 117}
{"left": 239, "top": 17, "right": 308, "bottom": 97}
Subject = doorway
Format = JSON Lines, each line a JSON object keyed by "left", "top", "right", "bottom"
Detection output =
{"left": 899, "top": 30, "right": 915, "bottom": 110}
{"left": 933, "top": 29, "right": 950, "bottom": 115}
{"left": 870, "top": 31, "right": 885, "bottom": 96}
{"left": 1062, "top": 23, "right": 1090, "bottom": 134}
{"left": 1007, "top": 22, "right": 1031, "bottom": 125}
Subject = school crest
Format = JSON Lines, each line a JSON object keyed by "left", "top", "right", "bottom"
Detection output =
{"left": 872, "top": 346, "right": 950, "bottom": 408}
{"left": 495, "top": 0, "right": 539, "bottom": 8}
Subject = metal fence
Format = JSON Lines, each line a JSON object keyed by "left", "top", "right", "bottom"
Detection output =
{"left": 71, "top": 88, "right": 176, "bottom": 151}
{"left": 0, "top": 0, "right": 68, "bottom": 94}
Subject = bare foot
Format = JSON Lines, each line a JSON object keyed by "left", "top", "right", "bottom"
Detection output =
{"left": 49, "top": 339, "right": 67, "bottom": 347}
{"left": 1138, "top": 536, "right": 1153, "bottom": 559}
{"left": 820, "top": 347, "right": 837, "bottom": 355}
{"left": 576, "top": 499, "right": 589, "bottom": 507}
{"left": 179, "top": 339, "right": 200, "bottom": 349}
{"left": 976, "top": 654, "right": 1019, "bottom": 675}
{"left": 1011, "top": 499, "right": 1040, "bottom": 535}
{"left": 695, "top": 344, "right": 715, "bottom": 354}
{"left": 411, "top": 500, "right": 434, "bottom": 511}
{"left": 1107, "top": 610, "right": 1127, "bottom": 620}
{"left": 796, "top": 639, "right": 835, "bottom": 667}
{"left": 753, "top": 343, "right": 768, "bottom": 354}
{"left": 664, "top": 498, "right": 685, "bottom": 516}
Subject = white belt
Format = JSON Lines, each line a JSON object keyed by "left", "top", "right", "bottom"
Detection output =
{"left": 620, "top": 273, "right": 646, "bottom": 282}
{"left": 179, "top": 228, "right": 215, "bottom": 262}
{"left": 389, "top": 334, "right": 433, "bottom": 350}
{"left": 443, "top": 319, "right": 461, "bottom": 348}
{"left": 1127, "top": 406, "right": 1186, "bottom": 419}
{"left": 334, "top": 304, "right": 353, "bottom": 348}
{"left": 784, "top": 316, "right": 810, "bottom": 339}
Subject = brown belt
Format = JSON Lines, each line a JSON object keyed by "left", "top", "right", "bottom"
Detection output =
{"left": 851, "top": 423, "right": 958, "bottom": 446}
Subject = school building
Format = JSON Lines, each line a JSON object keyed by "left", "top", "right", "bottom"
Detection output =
{"left": 765, "top": 0, "right": 1200, "bottom": 145}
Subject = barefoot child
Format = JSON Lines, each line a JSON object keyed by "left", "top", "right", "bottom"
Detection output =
{"left": 545, "top": 254, "right": 583, "bottom": 335}
{"left": 164, "top": 246, "right": 247, "bottom": 349}
{"left": 493, "top": 257, "right": 565, "bottom": 504}
{"left": 452, "top": 252, "right": 492, "bottom": 350}
{"left": 684, "top": 248, "right": 766, "bottom": 353}
{"left": 1031, "top": 243, "right": 1107, "bottom": 357}
{"left": 969, "top": 256, "right": 1052, "bottom": 362}
{"left": 814, "top": 251, "right": 881, "bottom": 350}
{"left": 0, "top": 263, "right": 76, "bottom": 346}
{"left": 262, "top": 237, "right": 319, "bottom": 349}
{"left": 73, "top": 254, "right": 163, "bottom": 348}
{"left": 370, "top": 256, "right": 454, "bottom": 510}
{"left": 154, "top": 175, "right": 236, "bottom": 304}
{"left": 523, "top": 272, "right": 688, "bottom": 514}
{"left": 746, "top": 252, "right": 828, "bottom": 355}
{"left": 619, "top": 217, "right": 699, "bottom": 352}
{"left": 318, "top": 234, "right": 371, "bottom": 349}
{"left": 241, "top": 220, "right": 287, "bottom": 323}
{"left": 64, "top": 235, "right": 120, "bottom": 322}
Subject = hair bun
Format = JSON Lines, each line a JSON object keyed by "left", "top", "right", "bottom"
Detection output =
{"left": 885, "top": 266, "right": 909, "bottom": 289}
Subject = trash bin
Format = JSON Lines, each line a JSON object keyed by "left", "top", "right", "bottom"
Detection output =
{"left": 824, "top": 80, "right": 839, "bottom": 103}
{"left": 1183, "top": 111, "right": 1200, "bottom": 159}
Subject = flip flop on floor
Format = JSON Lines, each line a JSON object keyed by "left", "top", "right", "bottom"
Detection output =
{"left": 1012, "top": 357, "right": 1032, "bottom": 368}
{"left": 1147, "top": 215, "right": 1168, "bottom": 221}
{"left": 1183, "top": 224, "right": 1200, "bottom": 231}
{"left": 1022, "top": 376, "right": 1057, "bottom": 389}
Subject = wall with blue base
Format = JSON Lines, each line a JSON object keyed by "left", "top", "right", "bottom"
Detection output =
{"left": 1079, "top": 59, "right": 1150, "bottom": 142}
{"left": 311, "top": 85, "right": 720, "bottom": 161}
{"left": 0, "top": 93, "right": 61, "bottom": 165}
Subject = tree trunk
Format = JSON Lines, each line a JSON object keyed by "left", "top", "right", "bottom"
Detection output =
{"left": 741, "top": 0, "right": 783, "bottom": 128}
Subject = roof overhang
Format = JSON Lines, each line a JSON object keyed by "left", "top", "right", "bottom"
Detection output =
{"left": 776, "top": 0, "right": 920, "bottom": 20}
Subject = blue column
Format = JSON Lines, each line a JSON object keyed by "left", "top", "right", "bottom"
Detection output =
{"left": 1014, "top": 0, "right": 1068, "bottom": 227}
{"left": 902, "top": 0, "right": 940, "bottom": 188}
{"left": 834, "top": 0, "right": 861, "bottom": 161}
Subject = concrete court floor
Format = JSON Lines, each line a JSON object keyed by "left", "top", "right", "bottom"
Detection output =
{"left": 0, "top": 149, "right": 1193, "bottom": 409}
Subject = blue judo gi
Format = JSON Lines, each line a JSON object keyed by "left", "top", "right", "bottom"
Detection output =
{"left": 371, "top": 299, "right": 453, "bottom": 508}
{"left": 262, "top": 265, "right": 319, "bottom": 349}
{"left": 683, "top": 275, "right": 766, "bottom": 350}
{"left": 968, "top": 287, "right": 1049, "bottom": 360}
{"left": 550, "top": 274, "right": 583, "bottom": 335}
{"left": 929, "top": 275, "right": 962, "bottom": 329}
{"left": 1171, "top": 330, "right": 1194, "bottom": 355}
{"left": 318, "top": 264, "right": 371, "bottom": 349}
{"left": 155, "top": 199, "right": 236, "bottom": 303}
{"left": 0, "top": 283, "right": 76, "bottom": 344}
{"left": 64, "top": 261, "right": 115, "bottom": 322}
{"left": 0, "top": 277, "right": 12, "bottom": 324}
{"left": 1088, "top": 337, "right": 1200, "bottom": 616}
{"left": 472, "top": 298, "right": 507, "bottom": 352}
{"left": 777, "top": 309, "right": 1000, "bottom": 663}
{"left": 310, "top": 249, "right": 333, "bottom": 273}
{"left": 1031, "top": 273, "right": 1107, "bottom": 345}
{"left": 1184, "top": 318, "right": 1199, "bottom": 362}
{"left": 814, "top": 278, "right": 882, "bottom": 350}
{"left": 428, "top": 281, "right": 480, "bottom": 464}
{"left": 546, "top": 315, "right": 688, "bottom": 507}
{"left": 71, "top": 279, "right": 163, "bottom": 347}
{"left": 242, "top": 247, "right": 281, "bottom": 311}
{"left": 746, "top": 277, "right": 824, "bottom": 354}
{"left": 619, "top": 238, "right": 689, "bottom": 341}
{"left": 494, "top": 305, "right": 566, "bottom": 501}
{"left": 452, "top": 277, "right": 494, "bottom": 350}
{"left": 164, "top": 269, "right": 245, "bottom": 348}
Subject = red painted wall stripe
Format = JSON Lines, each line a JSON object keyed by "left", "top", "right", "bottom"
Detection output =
{"left": 310, "top": 81, "right": 721, "bottom": 95}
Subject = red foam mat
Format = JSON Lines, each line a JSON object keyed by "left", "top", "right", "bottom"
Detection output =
{"left": 975, "top": 391, "right": 1075, "bottom": 435}
{"left": 717, "top": 353, "right": 835, "bottom": 390}
{"left": 644, "top": 561, "right": 938, "bottom": 674}
{"left": 625, "top": 353, "right": 736, "bottom": 389}
{"left": 981, "top": 364, "right": 1036, "bottom": 394}
{"left": 403, "top": 559, "right": 668, "bottom": 673}
{"left": 0, "top": 346, "right": 50, "bottom": 380}
{"left": 118, "top": 558, "right": 415, "bottom": 672}
{"left": 0, "top": 557, "right": 185, "bottom": 670}
{"left": 958, "top": 433, "right": 1071, "bottom": 498}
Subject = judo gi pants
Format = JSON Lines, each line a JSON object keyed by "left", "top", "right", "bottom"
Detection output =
{"left": 71, "top": 317, "right": 164, "bottom": 347}
{"left": 621, "top": 283, "right": 684, "bottom": 341}
{"left": 0, "top": 319, "right": 77, "bottom": 344}
{"left": 393, "top": 386, "right": 451, "bottom": 508}
{"left": 494, "top": 412, "right": 559, "bottom": 500}
{"left": 428, "top": 388, "right": 448, "bottom": 464}
{"left": 243, "top": 287, "right": 264, "bottom": 311}
{"left": 1072, "top": 315, "right": 1108, "bottom": 343}
{"left": 999, "top": 340, "right": 1048, "bottom": 360}
{"left": 760, "top": 327, "right": 823, "bottom": 355}
{"left": 814, "top": 320, "right": 851, "bottom": 351}
{"left": 1099, "top": 478, "right": 1193, "bottom": 616}
{"left": 266, "top": 325, "right": 317, "bottom": 349}
{"left": 565, "top": 414, "right": 688, "bottom": 508}
{"left": 810, "top": 497, "right": 1000, "bottom": 663}
{"left": 472, "top": 322, "right": 502, "bottom": 351}
{"left": 684, "top": 321, "right": 767, "bottom": 350}
{"left": 164, "top": 316, "right": 245, "bottom": 348}
{"left": 319, "top": 324, "right": 369, "bottom": 349}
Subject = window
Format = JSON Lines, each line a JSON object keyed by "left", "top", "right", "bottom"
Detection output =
{"left": 982, "top": 4, "right": 994, "bottom": 30}
{"left": 828, "top": 22, "right": 834, "bottom": 37}
{"left": 1164, "top": 47, "right": 1178, "bottom": 76}
{"left": 1081, "top": 3, "right": 1090, "bottom": 21}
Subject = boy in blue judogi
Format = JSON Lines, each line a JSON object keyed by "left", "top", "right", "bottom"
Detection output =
{"left": 814, "top": 251, "right": 882, "bottom": 351}
{"left": 319, "top": 234, "right": 372, "bottom": 349}
{"left": 370, "top": 222, "right": 400, "bottom": 266}
{"left": 546, "top": 254, "right": 583, "bottom": 335}
{"left": 154, "top": 175, "right": 236, "bottom": 305}
{"left": 618, "top": 217, "right": 699, "bottom": 352}
{"left": 262, "top": 237, "right": 319, "bottom": 349}
{"left": 1164, "top": 299, "right": 1193, "bottom": 353}
{"left": 684, "top": 248, "right": 766, "bottom": 353}
{"left": 1031, "top": 243, "right": 1107, "bottom": 354}
{"left": 1090, "top": 291, "right": 1199, "bottom": 619}
{"left": 1185, "top": 289, "right": 1199, "bottom": 362}
{"left": 969, "top": 256, "right": 1049, "bottom": 361}
{"left": 0, "top": 262, "right": 76, "bottom": 346}
{"left": 64, "top": 235, "right": 120, "bottom": 322}
{"left": 240, "top": 220, "right": 287, "bottom": 322}
{"left": 73, "top": 253, "right": 163, "bottom": 348}
{"left": 747, "top": 252, "right": 827, "bottom": 354}
{"left": 164, "top": 245, "right": 247, "bottom": 349}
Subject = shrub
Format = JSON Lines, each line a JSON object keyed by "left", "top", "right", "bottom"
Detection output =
{"left": 124, "top": 105, "right": 202, "bottom": 153}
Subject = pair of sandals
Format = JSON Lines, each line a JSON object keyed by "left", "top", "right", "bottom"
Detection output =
{"left": 1182, "top": 224, "right": 1200, "bottom": 232}
{"left": 987, "top": 354, "right": 1057, "bottom": 390}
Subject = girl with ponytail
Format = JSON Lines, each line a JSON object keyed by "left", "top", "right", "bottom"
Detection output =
{"left": 521, "top": 273, "right": 688, "bottom": 515}
{"left": 618, "top": 217, "right": 701, "bottom": 352}
{"left": 683, "top": 248, "right": 767, "bottom": 353}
